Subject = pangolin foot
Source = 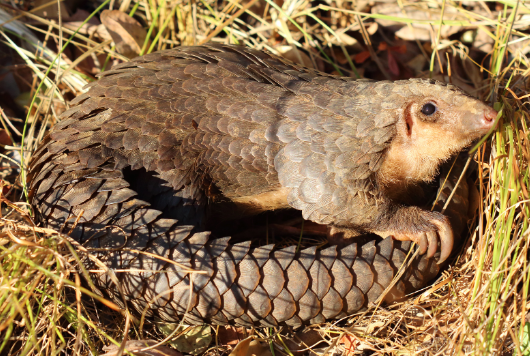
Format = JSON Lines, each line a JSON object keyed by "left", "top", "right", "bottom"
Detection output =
{"left": 391, "top": 218, "right": 454, "bottom": 264}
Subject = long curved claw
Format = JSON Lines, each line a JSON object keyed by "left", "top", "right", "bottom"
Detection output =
{"left": 418, "top": 233, "right": 428, "bottom": 255}
{"left": 432, "top": 219, "right": 454, "bottom": 264}
{"left": 426, "top": 231, "right": 438, "bottom": 259}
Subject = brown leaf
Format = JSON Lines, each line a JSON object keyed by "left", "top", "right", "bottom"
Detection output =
{"left": 366, "top": 22, "right": 378, "bottom": 35}
{"left": 0, "top": 180, "right": 12, "bottom": 196}
{"left": 387, "top": 52, "right": 400, "bottom": 76}
{"left": 390, "top": 45, "right": 408, "bottom": 54}
{"left": 229, "top": 337, "right": 254, "bottom": 356}
{"left": 327, "top": 31, "right": 358, "bottom": 46}
{"left": 100, "top": 10, "right": 147, "bottom": 58}
{"left": 217, "top": 325, "right": 247, "bottom": 346}
{"left": 372, "top": 3, "right": 464, "bottom": 41}
{"left": 354, "top": 51, "right": 371, "bottom": 64}
{"left": 170, "top": 325, "right": 211, "bottom": 355}
{"left": 276, "top": 46, "right": 315, "bottom": 69}
{"left": 339, "top": 334, "right": 359, "bottom": 356}
{"left": 101, "top": 340, "right": 182, "bottom": 356}
{"left": 32, "top": 0, "right": 69, "bottom": 19}
{"left": 229, "top": 337, "right": 272, "bottom": 356}
{"left": 64, "top": 21, "right": 112, "bottom": 42}
{"left": 246, "top": 340, "right": 273, "bottom": 356}
{"left": 0, "top": 129, "right": 12, "bottom": 146}
{"left": 279, "top": 329, "right": 326, "bottom": 355}
{"left": 406, "top": 54, "right": 427, "bottom": 74}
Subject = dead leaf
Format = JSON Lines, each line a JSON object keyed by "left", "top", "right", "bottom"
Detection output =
{"left": 32, "top": 0, "right": 69, "bottom": 19}
{"left": 280, "top": 329, "right": 326, "bottom": 355}
{"left": 372, "top": 4, "right": 464, "bottom": 41}
{"left": 0, "top": 129, "right": 12, "bottom": 146}
{"left": 229, "top": 337, "right": 254, "bottom": 356}
{"left": 246, "top": 340, "right": 273, "bottom": 356}
{"left": 354, "top": 51, "right": 371, "bottom": 64}
{"left": 366, "top": 22, "right": 378, "bottom": 35}
{"left": 64, "top": 9, "right": 112, "bottom": 42}
{"left": 327, "top": 31, "right": 358, "bottom": 46}
{"left": 387, "top": 52, "right": 400, "bottom": 76}
{"left": 229, "top": 337, "right": 272, "bottom": 356}
{"left": 0, "top": 180, "right": 12, "bottom": 196}
{"left": 406, "top": 54, "right": 427, "bottom": 74}
{"left": 170, "top": 325, "right": 211, "bottom": 355}
{"left": 64, "top": 21, "right": 112, "bottom": 42}
{"left": 101, "top": 340, "right": 182, "bottom": 356}
{"left": 463, "top": 28, "right": 497, "bottom": 54}
{"left": 350, "top": 321, "right": 386, "bottom": 334}
{"left": 276, "top": 46, "right": 314, "bottom": 69}
{"left": 339, "top": 334, "right": 360, "bottom": 356}
{"left": 217, "top": 325, "right": 247, "bottom": 346}
{"left": 100, "top": 10, "right": 147, "bottom": 58}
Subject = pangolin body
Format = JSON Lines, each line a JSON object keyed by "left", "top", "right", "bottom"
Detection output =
{"left": 28, "top": 45, "right": 495, "bottom": 327}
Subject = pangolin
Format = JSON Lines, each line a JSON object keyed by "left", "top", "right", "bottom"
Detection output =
{"left": 27, "top": 44, "right": 496, "bottom": 328}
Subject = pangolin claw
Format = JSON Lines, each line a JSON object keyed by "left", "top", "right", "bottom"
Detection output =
{"left": 388, "top": 217, "right": 454, "bottom": 264}
{"left": 432, "top": 219, "right": 454, "bottom": 264}
{"left": 426, "top": 231, "right": 438, "bottom": 259}
{"left": 418, "top": 233, "right": 429, "bottom": 255}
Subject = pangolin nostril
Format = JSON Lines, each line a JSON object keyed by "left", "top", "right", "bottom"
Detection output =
{"left": 484, "top": 107, "right": 497, "bottom": 123}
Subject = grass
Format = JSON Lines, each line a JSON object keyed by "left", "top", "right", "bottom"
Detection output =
{"left": 0, "top": 0, "right": 528, "bottom": 354}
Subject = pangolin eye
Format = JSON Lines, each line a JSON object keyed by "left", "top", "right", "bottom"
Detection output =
{"left": 421, "top": 102, "right": 437, "bottom": 116}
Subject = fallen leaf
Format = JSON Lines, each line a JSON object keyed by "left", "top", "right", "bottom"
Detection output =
{"left": 64, "top": 9, "right": 112, "bottom": 42}
{"left": 387, "top": 51, "right": 400, "bottom": 76}
{"left": 229, "top": 337, "right": 254, "bottom": 356}
{"left": 31, "top": 0, "right": 69, "bottom": 19}
{"left": 100, "top": 10, "right": 147, "bottom": 58}
{"left": 217, "top": 325, "right": 247, "bottom": 346}
{"left": 280, "top": 329, "right": 326, "bottom": 355}
{"left": 372, "top": 3, "right": 465, "bottom": 41}
{"left": 246, "top": 340, "right": 273, "bottom": 356}
{"left": 366, "top": 22, "right": 378, "bottom": 35}
{"left": 406, "top": 54, "right": 427, "bottom": 74}
{"left": 0, "top": 129, "right": 12, "bottom": 146}
{"left": 170, "top": 325, "right": 211, "bottom": 355}
{"left": 394, "top": 26, "right": 432, "bottom": 42}
{"left": 230, "top": 337, "right": 272, "bottom": 356}
{"left": 354, "top": 51, "right": 371, "bottom": 64}
{"left": 327, "top": 31, "right": 358, "bottom": 46}
{"left": 339, "top": 334, "right": 359, "bottom": 356}
{"left": 391, "top": 45, "right": 408, "bottom": 54}
{"left": 350, "top": 321, "right": 386, "bottom": 334}
{"left": 64, "top": 21, "right": 112, "bottom": 42}
{"left": 0, "top": 180, "right": 12, "bottom": 196}
{"left": 276, "top": 46, "right": 314, "bottom": 68}
{"left": 378, "top": 42, "right": 388, "bottom": 51}
{"left": 101, "top": 340, "right": 182, "bottom": 356}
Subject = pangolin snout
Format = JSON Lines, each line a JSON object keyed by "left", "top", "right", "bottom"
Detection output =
{"left": 465, "top": 104, "right": 497, "bottom": 135}
{"left": 478, "top": 105, "right": 498, "bottom": 133}
{"left": 483, "top": 105, "right": 498, "bottom": 124}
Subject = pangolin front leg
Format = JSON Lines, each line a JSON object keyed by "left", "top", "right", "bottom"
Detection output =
{"left": 371, "top": 208, "right": 454, "bottom": 263}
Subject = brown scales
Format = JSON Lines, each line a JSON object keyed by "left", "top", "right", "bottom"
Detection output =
{"left": 27, "top": 44, "right": 495, "bottom": 327}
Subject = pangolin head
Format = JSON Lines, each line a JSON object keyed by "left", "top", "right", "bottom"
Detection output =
{"left": 375, "top": 79, "right": 497, "bottom": 185}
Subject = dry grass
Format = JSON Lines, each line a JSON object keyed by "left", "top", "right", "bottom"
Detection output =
{"left": 0, "top": 0, "right": 529, "bottom": 355}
